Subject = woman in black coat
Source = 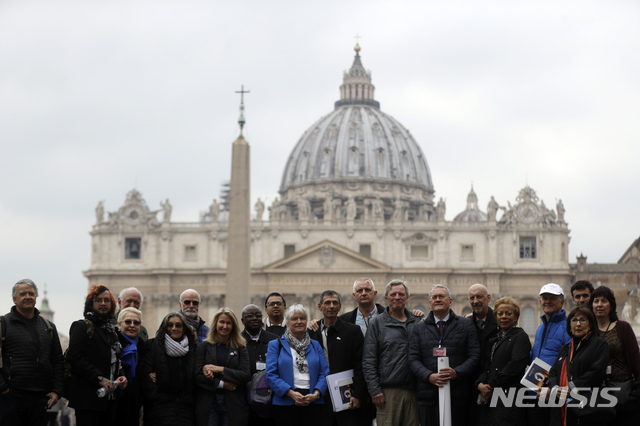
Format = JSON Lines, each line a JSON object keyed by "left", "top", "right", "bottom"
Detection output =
{"left": 545, "top": 307, "right": 609, "bottom": 426}
{"left": 65, "top": 285, "right": 127, "bottom": 426}
{"left": 195, "top": 307, "right": 251, "bottom": 426}
{"left": 115, "top": 307, "right": 145, "bottom": 426}
{"left": 142, "top": 312, "right": 196, "bottom": 426}
{"left": 476, "top": 297, "right": 531, "bottom": 426}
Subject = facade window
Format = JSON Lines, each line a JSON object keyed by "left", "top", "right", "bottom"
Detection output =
{"left": 359, "top": 244, "right": 371, "bottom": 258}
{"left": 125, "top": 238, "right": 141, "bottom": 259}
{"left": 521, "top": 306, "right": 536, "bottom": 334}
{"left": 410, "top": 245, "right": 429, "bottom": 259}
{"left": 460, "top": 244, "right": 474, "bottom": 261}
{"left": 519, "top": 237, "right": 537, "bottom": 259}
{"left": 284, "top": 244, "right": 296, "bottom": 258}
{"left": 184, "top": 245, "right": 197, "bottom": 261}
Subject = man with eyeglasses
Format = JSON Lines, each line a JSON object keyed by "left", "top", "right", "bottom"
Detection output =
{"left": 264, "top": 292, "right": 286, "bottom": 337}
{"left": 178, "top": 289, "right": 209, "bottom": 345}
{"left": 240, "top": 304, "right": 278, "bottom": 425}
{"left": 0, "top": 278, "right": 64, "bottom": 426}
{"left": 113, "top": 287, "right": 148, "bottom": 341}
{"left": 409, "top": 284, "right": 479, "bottom": 426}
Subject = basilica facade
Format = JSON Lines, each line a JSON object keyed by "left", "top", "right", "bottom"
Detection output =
{"left": 85, "top": 45, "right": 572, "bottom": 333}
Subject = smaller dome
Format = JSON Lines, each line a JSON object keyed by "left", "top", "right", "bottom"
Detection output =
{"left": 454, "top": 187, "right": 487, "bottom": 222}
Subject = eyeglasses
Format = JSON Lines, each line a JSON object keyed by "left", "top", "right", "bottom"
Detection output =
{"left": 95, "top": 298, "right": 111, "bottom": 305}
{"left": 243, "top": 314, "right": 261, "bottom": 319}
{"left": 267, "top": 301, "right": 283, "bottom": 307}
{"left": 123, "top": 320, "right": 141, "bottom": 326}
{"left": 570, "top": 317, "right": 588, "bottom": 324}
{"left": 168, "top": 323, "right": 183, "bottom": 329}
{"left": 182, "top": 300, "right": 199, "bottom": 306}
{"left": 430, "top": 294, "right": 448, "bottom": 300}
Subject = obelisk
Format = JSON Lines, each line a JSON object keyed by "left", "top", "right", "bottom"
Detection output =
{"left": 226, "top": 85, "right": 251, "bottom": 316}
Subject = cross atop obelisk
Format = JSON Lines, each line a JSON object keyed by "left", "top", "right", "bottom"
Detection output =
{"left": 235, "top": 85, "right": 250, "bottom": 133}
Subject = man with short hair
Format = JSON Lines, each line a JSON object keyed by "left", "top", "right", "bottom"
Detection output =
{"left": 240, "top": 304, "right": 278, "bottom": 425}
{"left": 527, "top": 283, "right": 571, "bottom": 426}
{"left": 409, "top": 284, "right": 480, "bottom": 426}
{"left": 467, "top": 283, "right": 497, "bottom": 425}
{"left": 339, "top": 277, "right": 385, "bottom": 335}
{"left": 309, "top": 290, "right": 368, "bottom": 426}
{"left": 0, "top": 279, "right": 64, "bottom": 426}
{"left": 363, "top": 279, "right": 420, "bottom": 426}
{"left": 178, "top": 289, "right": 209, "bottom": 344}
{"left": 570, "top": 280, "right": 594, "bottom": 307}
{"left": 115, "top": 287, "right": 148, "bottom": 341}
{"left": 264, "top": 292, "right": 286, "bottom": 337}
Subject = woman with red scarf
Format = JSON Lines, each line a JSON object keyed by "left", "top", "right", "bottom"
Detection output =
{"left": 545, "top": 307, "right": 609, "bottom": 426}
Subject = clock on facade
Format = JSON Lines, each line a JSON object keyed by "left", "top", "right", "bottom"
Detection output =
{"left": 517, "top": 203, "right": 538, "bottom": 223}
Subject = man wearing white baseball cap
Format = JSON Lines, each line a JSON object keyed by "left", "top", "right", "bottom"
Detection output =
{"left": 526, "top": 283, "right": 571, "bottom": 426}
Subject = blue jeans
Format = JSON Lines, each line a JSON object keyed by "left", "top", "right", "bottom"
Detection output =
{"left": 208, "top": 394, "right": 228, "bottom": 426}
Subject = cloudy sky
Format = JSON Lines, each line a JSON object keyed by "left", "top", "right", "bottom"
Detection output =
{"left": 1, "top": 0, "right": 638, "bottom": 333}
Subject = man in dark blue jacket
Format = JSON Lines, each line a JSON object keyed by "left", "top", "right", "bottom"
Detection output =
{"left": 409, "top": 284, "right": 480, "bottom": 426}
{"left": 0, "top": 279, "right": 64, "bottom": 426}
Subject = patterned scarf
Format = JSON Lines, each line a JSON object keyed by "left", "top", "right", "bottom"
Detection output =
{"left": 164, "top": 334, "right": 190, "bottom": 357}
{"left": 284, "top": 329, "right": 310, "bottom": 373}
{"left": 490, "top": 326, "right": 515, "bottom": 361}
{"left": 85, "top": 311, "right": 122, "bottom": 370}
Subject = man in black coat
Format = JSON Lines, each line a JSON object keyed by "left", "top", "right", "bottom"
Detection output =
{"left": 338, "top": 277, "right": 385, "bottom": 335}
{"left": 467, "top": 284, "right": 498, "bottom": 425}
{"left": 310, "top": 290, "right": 368, "bottom": 426}
{"left": 240, "top": 304, "right": 279, "bottom": 426}
{"left": 0, "top": 278, "right": 64, "bottom": 426}
{"left": 409, "top": 284, "right": 480, "bottom": 426}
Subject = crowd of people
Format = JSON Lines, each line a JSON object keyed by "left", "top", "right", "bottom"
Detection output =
{"left": 1, "top": 277, "right": 639, "bottom": 426}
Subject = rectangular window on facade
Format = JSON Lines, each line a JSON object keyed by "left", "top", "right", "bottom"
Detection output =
{"left": 284, "top": 244, "right": 296, "bottom": 258}
{"left": 461, "top": 244, "right": 474, "bottom": 261}
{"left": 125, "top": 238, "right": 141, "bottom": 259}
{"left": 359, "top": 244, "right": 372, "bottom": 258}
{"left": 184, "top": 245, "right": 197, "bottom": 261}
{"left": 519, "top": 237, "right": 537, "bottom": 259}
{"left": 410, "top": 245, "right": 429, "bottom": 259}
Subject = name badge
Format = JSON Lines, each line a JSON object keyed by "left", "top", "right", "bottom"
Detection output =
{"left": 256, "top": 362, "right": 266, "bottom": 371}
{"left": 606, "top": 365, "right": 612, "bottom": 375}
{"left": 433, "top": 348, "right": 447, "bottom": 357}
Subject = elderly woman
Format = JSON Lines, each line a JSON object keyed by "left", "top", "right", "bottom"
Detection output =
{"left": 589, "top": 286, "right": 640, "bottom": 426}
{"left": 65, "top": 284, "right": 127, "bottom": 426}
{"left": 195, "top": 307, "right": 250, "bottom": 426}
{"left": 115, "top": 307, "right": 145, "bottom": 426}
{"left": 266, "top": 304, "right": 329, "bottom": 426}
{"left": 545, "top": 307, "right": 609, "bottom": 426}
{"left": 142, "top": 312, "right": 196, "bottom": 426}
{"left": 475, "top": 297, "right": 531, "bottom": 426}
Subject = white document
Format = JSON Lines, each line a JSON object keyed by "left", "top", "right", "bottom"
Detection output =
{"left": 326, "top": 369, "right": 354, "bottom": 412}
{"left": 438, "top": 357, "right": 451, "bottom": 426}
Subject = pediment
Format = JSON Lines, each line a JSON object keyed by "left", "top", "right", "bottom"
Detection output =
{"left": 263, "top": 240, "right": 390, "bottom": 273}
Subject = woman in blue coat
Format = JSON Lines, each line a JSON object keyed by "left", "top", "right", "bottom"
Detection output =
{"left": 266, "top": 304, "right": 329, "bottom": 426}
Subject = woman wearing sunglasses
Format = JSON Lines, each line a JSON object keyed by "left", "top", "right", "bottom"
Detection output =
{"left": 142, "top": 312, "right": 196, "bottom": 426}
{"left": 116, "top": 307, "right": 145, "bottom": 426}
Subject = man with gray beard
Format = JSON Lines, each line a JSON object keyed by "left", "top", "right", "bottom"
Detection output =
{"left": 178, "top": 289, "right": 209, "bottom": 344}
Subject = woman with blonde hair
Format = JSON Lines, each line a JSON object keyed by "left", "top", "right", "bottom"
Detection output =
{"left": 116, "top": 307, "right": 145, "bottom": 426}
{"left": 195, "top": 307, "right": 251, "bottom": 426}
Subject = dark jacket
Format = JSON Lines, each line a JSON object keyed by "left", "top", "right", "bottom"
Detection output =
{"left": 548, "top": 333, "right": 609, "bottom": 389}
{"left": 339, "top": 303, "right": 385, "bottom": 325}
{"left": 310, "top": 318, "right": 368, "bottom": 426}
{"left": 195, "top": 341, "right": 251, "bottom": 426}
{"left": 65, "top": 317, "right": 122, "bottom": 412}
{"left": 241, "top": 329, "right": 279, "bottom": 376}
{"left": 362, "top": 307, "right": 419, "bottom": 397}
{"left": 475, "top": 327, "right": 531, "bottom": 426}
{"left": 472, "top": 307, "right": 499, "bottom": 371}
{"left": 531, "top": 310, "right": 571, "bottom": 367}
{"left": 611, "top": 320, "right": 640, "bottom": 377}
{"left": 0, "top": 307, "right": 64, "bottom": 397}
{"left": 408, "top": 310, "right": 480, "bottom": 403}
{"left": 141, "top": 334, "right": 196, "bottom": 426}
{"left": 115, "top": 331, "right": 146, "bottom": 426}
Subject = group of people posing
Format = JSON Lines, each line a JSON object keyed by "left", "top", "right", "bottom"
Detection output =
{"left": 1, "top": 278, "right": 639, "bottom": 426}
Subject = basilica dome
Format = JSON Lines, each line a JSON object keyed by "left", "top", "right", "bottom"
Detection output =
{"left": 280, "top": 46, "right": 434, "bottom": 198}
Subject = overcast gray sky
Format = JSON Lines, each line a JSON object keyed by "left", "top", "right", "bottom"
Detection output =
{"left": 1, "top": 0, "right": 638, "bottom": 334}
